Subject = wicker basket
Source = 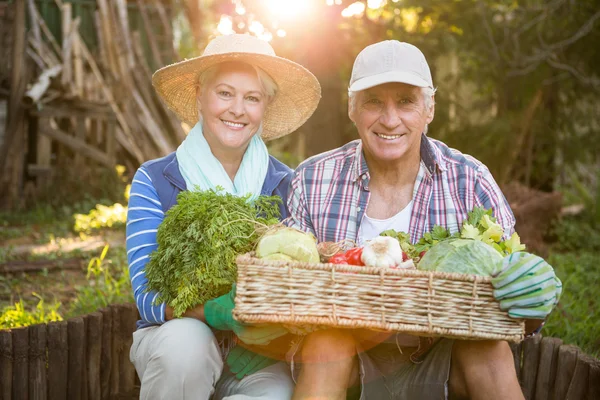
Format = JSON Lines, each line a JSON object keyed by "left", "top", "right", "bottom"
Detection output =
{"left": 234, "top": 253, "right": 525, "bottom": 342}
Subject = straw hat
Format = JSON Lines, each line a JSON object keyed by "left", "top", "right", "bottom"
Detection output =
{"left": 152, "top": 34, "right": 321, "bottom": 141}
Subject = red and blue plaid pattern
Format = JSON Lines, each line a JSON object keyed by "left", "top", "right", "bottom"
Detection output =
{"left": 286, "top": 134, "right": 515, "bottom": 244}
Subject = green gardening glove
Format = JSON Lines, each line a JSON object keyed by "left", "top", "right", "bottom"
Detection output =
{"left": 491, "top": 252, "right": 563, "bottom": 319}
{"left": 204, "top": 285, "right": 288, "bottom": 346}
{"left": 226, "top": 345, "right": 278, "bottom": 380}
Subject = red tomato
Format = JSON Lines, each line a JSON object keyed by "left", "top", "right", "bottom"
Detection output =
{"left": 402, "top": 251, "right": 409, "bottom": 262}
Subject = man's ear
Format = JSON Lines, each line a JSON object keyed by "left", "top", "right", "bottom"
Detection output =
{"left": 348, "top": 98, "right": 356, "bottom": 124}
{"left": 426, "top": 102, "right": 435, "bottom": 124}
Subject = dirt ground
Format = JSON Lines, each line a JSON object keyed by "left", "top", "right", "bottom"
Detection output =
{"left": 0, "top": 229, "right": 125, "bottom": 310}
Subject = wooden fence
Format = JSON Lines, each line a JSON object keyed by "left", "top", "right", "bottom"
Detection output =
{"left": 1, "top": 303, "right": 599, "bottom": 399}
{"left": 0, "top": 303, "right": 138, "bottom": 400}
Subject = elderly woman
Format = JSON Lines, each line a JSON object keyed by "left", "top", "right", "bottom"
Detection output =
{"left": 126, "top": 34, "right": 320, "bottom": 400}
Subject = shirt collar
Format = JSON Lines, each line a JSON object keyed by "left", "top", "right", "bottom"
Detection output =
{"left": 354, "top": 134, "right": 445, "bottom": 181}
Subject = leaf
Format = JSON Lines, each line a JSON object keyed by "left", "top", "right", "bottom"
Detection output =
{"left": 460, "top": 223, "right": 481, "bottom": 240}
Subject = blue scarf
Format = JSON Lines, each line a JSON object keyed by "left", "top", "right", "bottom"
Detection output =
{"left": 176, "top": 122, "right": 269, "bottom": 201}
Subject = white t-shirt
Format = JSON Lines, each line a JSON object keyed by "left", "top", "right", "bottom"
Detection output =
{"left": 358, "top": 200, "right": 413, "bottom": 245}
{"left": 358, "top": 200, "right": 420, "bottom": 347}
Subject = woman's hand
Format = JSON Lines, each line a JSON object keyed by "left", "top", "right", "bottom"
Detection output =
{"left": 203, "top": 285, "right": 288, "bottom": 345}
{"left": 165, "top": 303, "right": 205, "bottom": 322}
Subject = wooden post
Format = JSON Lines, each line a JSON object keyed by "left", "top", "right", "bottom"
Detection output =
{"left": 28, "top": 324, "right": 47, "bottom": 400}
{"left": 535, "top": 337, "right": 562, "bottom": 400}
{"left": 588, "top": 360, "right": 600, "bottom": 400}
{"left": 73, "top": 32, "right": 84, "bottom": 97}
{"left": 553, "top": 345, "right": 579, "bottom": 400}
{"left": 47, "top": 321, "right": 68, "bottom": 400}
{"left": 119, "top": 304, "right": 137, "bottom": 395}
{"left": 74, "top": 114, "right": 87, "bottom": 169}
{"left": 109, "top": 305, "right": 121, "bottom": 397}
{"left": 0, "top": 330, "right": 12, "bottom": 400}
{"left": 60, "top": 2, "right": 72, "bottom": 88}
{"left": 510, "top": 341, "right": 522, "bottom": 381}
{"left": 521, "top": 334, "right": 542, "bottom": 400}
{"left": 565, "top": 353, "right": 591, "bottom": 400}
{"left": 87, "top": 312, "right": 103, "bottom": 400}
{"left": 99, "top": 307, "right": 113, "bottom": 400}
{"left": 0, "top": 0, "right": 28, "bottom": 209}
{"left": 136, "top": 0, "right": 163, "bottom": 68}
{"left": 67, "top": 317, "right": 85, "bottom": 400}
{"left": 12, "top": 327, "right": 29, "bottom": 400}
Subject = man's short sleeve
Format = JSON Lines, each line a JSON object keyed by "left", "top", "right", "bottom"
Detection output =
{"left": 285, "top": 169, "right": 316, "bottom": 236}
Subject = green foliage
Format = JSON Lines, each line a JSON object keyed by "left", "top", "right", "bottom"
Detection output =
{"left": 145, "top": 188, "right": 281, "bottom": 317}
{"left": 544, "top": 250, "right": 600, "bottom": 357}
{"left": 0, "top": 294, "right": 63, "bottom": 329}
{"left": 73, "top": 203, "right": 128, "bottom": 234}
{"left": 68, "top": 245, "right": 133, "bottom": 316}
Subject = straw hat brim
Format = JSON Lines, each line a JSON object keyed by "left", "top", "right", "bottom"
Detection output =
{"left": 152, "top": 52, "right": 321, "bottom": 141}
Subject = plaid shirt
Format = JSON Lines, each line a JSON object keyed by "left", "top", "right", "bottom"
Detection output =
{"left": 286, "top": 134, "right": 515, "bottom": 245}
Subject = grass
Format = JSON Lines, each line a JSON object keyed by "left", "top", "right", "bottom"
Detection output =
{"left": 544, "top": 250, "right": 600, "bottom": 357}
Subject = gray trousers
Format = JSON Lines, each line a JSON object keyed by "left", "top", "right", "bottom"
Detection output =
{"left": 130, "top": 318, "right": 294, "bottom": 400}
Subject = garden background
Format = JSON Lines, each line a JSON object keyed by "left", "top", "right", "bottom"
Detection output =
{"left": 1, "top": 0, "right": 599, "bottom": 361}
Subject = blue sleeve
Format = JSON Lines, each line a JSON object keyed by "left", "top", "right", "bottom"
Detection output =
{"left": 126, "top": 167, "right": 167, "bottom": 325}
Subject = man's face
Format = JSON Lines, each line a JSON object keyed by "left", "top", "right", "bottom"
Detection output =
{"left": 349, "top": 82, "right": 434, "bottom": 165}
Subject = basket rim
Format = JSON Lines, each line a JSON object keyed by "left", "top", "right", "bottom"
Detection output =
{"left": 236, "top": 252, "right": 493, "bottom": 283}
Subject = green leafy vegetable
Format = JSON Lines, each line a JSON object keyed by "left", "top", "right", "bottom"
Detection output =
{"left": 380, "top": 206, "right": 526, "bottom": 257}
{"left": 418, "top": 239, "right": 504, "bottom": 276}
{"left": 145, "top": 188, "right": 281, "bottom": 317}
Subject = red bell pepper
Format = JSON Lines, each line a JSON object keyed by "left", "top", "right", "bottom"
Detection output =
{"left": 328, "top": 247, "right": 365, "bottom": 266}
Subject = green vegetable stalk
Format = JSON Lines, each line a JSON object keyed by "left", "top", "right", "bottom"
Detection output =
{"left": 145, "top": 188, "right": 281, "bottom": 317}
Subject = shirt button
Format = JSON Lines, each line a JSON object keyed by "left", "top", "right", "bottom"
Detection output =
{"left": 357, "top": 207, "right": 361, "bottom": 212}
{"left": 361, "top": 175, "right": 367, "bottom": 180}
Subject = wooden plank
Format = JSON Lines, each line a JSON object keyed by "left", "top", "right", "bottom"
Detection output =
{"left": 28, "top": 324, "right": 47, "bottom": 400}
{"left": 566, "top": 353, "right": 591, "bottom": 400}
{"left": 47, "top": 321, "right": 68, "bottom": 400}
{"left": 521, "top": 333, "right": 542, "bottom": 400}
{"left": 99, "top": 307, "right": 113, "bottom": 400}
{"left": 511, "top": 341, "right": 523, "bottom": 381}
{"left": 553, "top": 345, "right": 579, "bottom": 400}
{"left": 0, "top": 330, "right": 12, "bottom": 400}
{"left": 119, "top": 304, "right": 137, "bottom": 396}
{"left": 67, "top": 317, "right": 85, "bottom": 400}
{"left": 38, "top": 124, "right": 114, "bottom": 168}
{"left": 96, "top": 0, "right": 120, "bottom": 77}
{"left": 87, "top": 312, "right": 103, "bottom": 400}
{"left": 588, "top": 359, "right": 600, "bottom": 400}
{"left": 12, "top": 327, "right": 29, "bottom": 400}
{"left": 535, "top": 337, "right": 563, "bottom": 400}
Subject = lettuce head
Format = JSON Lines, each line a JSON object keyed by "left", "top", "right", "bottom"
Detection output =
{"left": 418, "top": 239, "right": 503, "bottom": 276}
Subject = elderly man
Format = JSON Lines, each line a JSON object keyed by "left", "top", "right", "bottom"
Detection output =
{"left": 286, "top": 41, "right": 562, "bottom": 400}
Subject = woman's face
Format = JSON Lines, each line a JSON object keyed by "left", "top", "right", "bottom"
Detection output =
{"left": 198, "top": 63, "right": 268, "bottom": 155}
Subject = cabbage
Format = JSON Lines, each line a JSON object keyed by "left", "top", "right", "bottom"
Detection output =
{"left": 256, "top": 227, "right": 320, "bottom": 263}
{"left": 418, "top": 239, "right": 503, "bottom": 276}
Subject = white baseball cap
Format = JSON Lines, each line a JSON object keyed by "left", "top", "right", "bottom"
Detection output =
{"left": 349, "top": 41, "right": 433, "bottom": 92}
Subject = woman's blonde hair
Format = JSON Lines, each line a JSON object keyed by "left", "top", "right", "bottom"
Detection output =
{"left": 197, "top": 61, "right": 278, "bottom": 101}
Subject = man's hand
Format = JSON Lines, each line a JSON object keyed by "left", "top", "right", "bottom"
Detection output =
{"left": 226, "top": 345, "right": 277, "bottom": 380}
{"left": 491, "top": 252, "right": 563, "bottom": 319}
{"left": 203, "top": 284, "right": 288, "bottom": 346}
